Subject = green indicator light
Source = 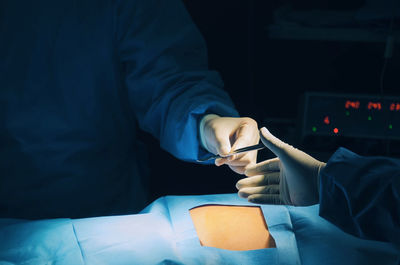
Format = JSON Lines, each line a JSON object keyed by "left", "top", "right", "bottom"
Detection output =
{"left": 389, "top": 124, "right": 393, "bottom": 129}
{"left": 345, "top": 111, "right": 350, "bottom": 116}
{"left": 312, "top": 126, "right": 317, "bottom": 132}
{"left": 368, "top": 116, "right": 372, "bottom": 121}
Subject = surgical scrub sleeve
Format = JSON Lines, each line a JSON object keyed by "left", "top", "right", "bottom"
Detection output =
{"left": 320, "top": 148, "right": 400, "bottom": 245}
{"left": 0, "top": 0, "right": 238, "bottom": 219}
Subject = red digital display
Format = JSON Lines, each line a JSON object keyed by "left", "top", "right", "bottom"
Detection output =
{"left": 345, "top": 100, "right": 400, "bottom": 111}
{"left": 345, "top": 100, "right": 360, "bottom": 109}
{"left": 367, "top": 102, "right": 382, "bottom": 110}
{"left": 390, "top": 103, "right": 400, "bottom": 111}
{"left": 323, "top": 116, "right": 330, "bottom": 125}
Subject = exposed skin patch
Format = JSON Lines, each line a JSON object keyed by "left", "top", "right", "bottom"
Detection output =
{"left": 189, "top": 205, "right": 276, "bottom": 251}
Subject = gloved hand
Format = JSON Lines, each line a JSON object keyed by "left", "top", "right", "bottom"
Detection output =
{"left": 199, "top": 114, "right": 259, "bottom": 174}
{"left": 236, "top": 127, "right": 326, "bottom": 206}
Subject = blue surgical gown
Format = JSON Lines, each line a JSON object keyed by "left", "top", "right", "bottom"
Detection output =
{"left": 320, "top": 148, "right": 400, "bottom": 245}
{"left": 0, "top": 0, "right": 238, "bottom": 219}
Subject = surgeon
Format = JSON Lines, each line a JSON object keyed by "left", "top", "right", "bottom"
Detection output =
{"left": 0, "top": 0, "right": 259, "bottom": 219}
{"left": 237, "top": 128, "right": 400, "bottom": 245}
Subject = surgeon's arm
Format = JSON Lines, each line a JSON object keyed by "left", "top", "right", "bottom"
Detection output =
{"left": 114, "top": 0, "right": 258, "bottom": 171}
{"left": 238, "top": 128, "right": 400, "bottom": 245}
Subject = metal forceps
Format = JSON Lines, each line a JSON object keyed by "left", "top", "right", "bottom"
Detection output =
{"left": 197, "top": 142, "right": 265, "bottom": 162}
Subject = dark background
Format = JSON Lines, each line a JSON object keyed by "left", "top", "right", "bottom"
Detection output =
{"left": 143, "top": 0, "right": 400, "bottom": 203}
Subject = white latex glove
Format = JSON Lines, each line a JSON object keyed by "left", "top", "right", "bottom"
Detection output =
{"left": 236, "top": 127, "right": 326, "bottom": 206}
{"left": 199, "top": 114, "right": 259, "bottom": 174}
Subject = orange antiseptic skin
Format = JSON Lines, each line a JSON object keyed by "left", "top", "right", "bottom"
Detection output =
{"left": 189, "top": 205, "right": 276, "bottom": 251}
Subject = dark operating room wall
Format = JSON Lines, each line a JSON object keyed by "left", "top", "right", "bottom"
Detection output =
{"left": 145, "top": 0, "right": 400, "bottom": 202}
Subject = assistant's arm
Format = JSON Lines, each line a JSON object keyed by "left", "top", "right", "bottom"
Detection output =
{"left": 319, "top": 148, "right": 400, "bottom": 245}
{"left": 239, "top": 128, "right": 400, "bottom": 245}
{"left": 114, "top": 0, "right": 238, "bottom": 162}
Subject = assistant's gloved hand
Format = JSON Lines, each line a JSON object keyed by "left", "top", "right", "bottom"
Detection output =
{"left": 199, "top": 114, "right": 259, "bottom": 174}
{"left": 236, "top": 127, "right": 326, "bottom": 206}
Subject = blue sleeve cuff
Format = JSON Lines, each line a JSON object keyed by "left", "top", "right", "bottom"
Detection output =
{"left": 170, "top": 101, "right": 239, "bottom": 164}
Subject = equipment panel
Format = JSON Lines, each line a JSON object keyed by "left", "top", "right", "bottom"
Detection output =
{"left": 302, "top": 93, "right": 400, "bottom": 140}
